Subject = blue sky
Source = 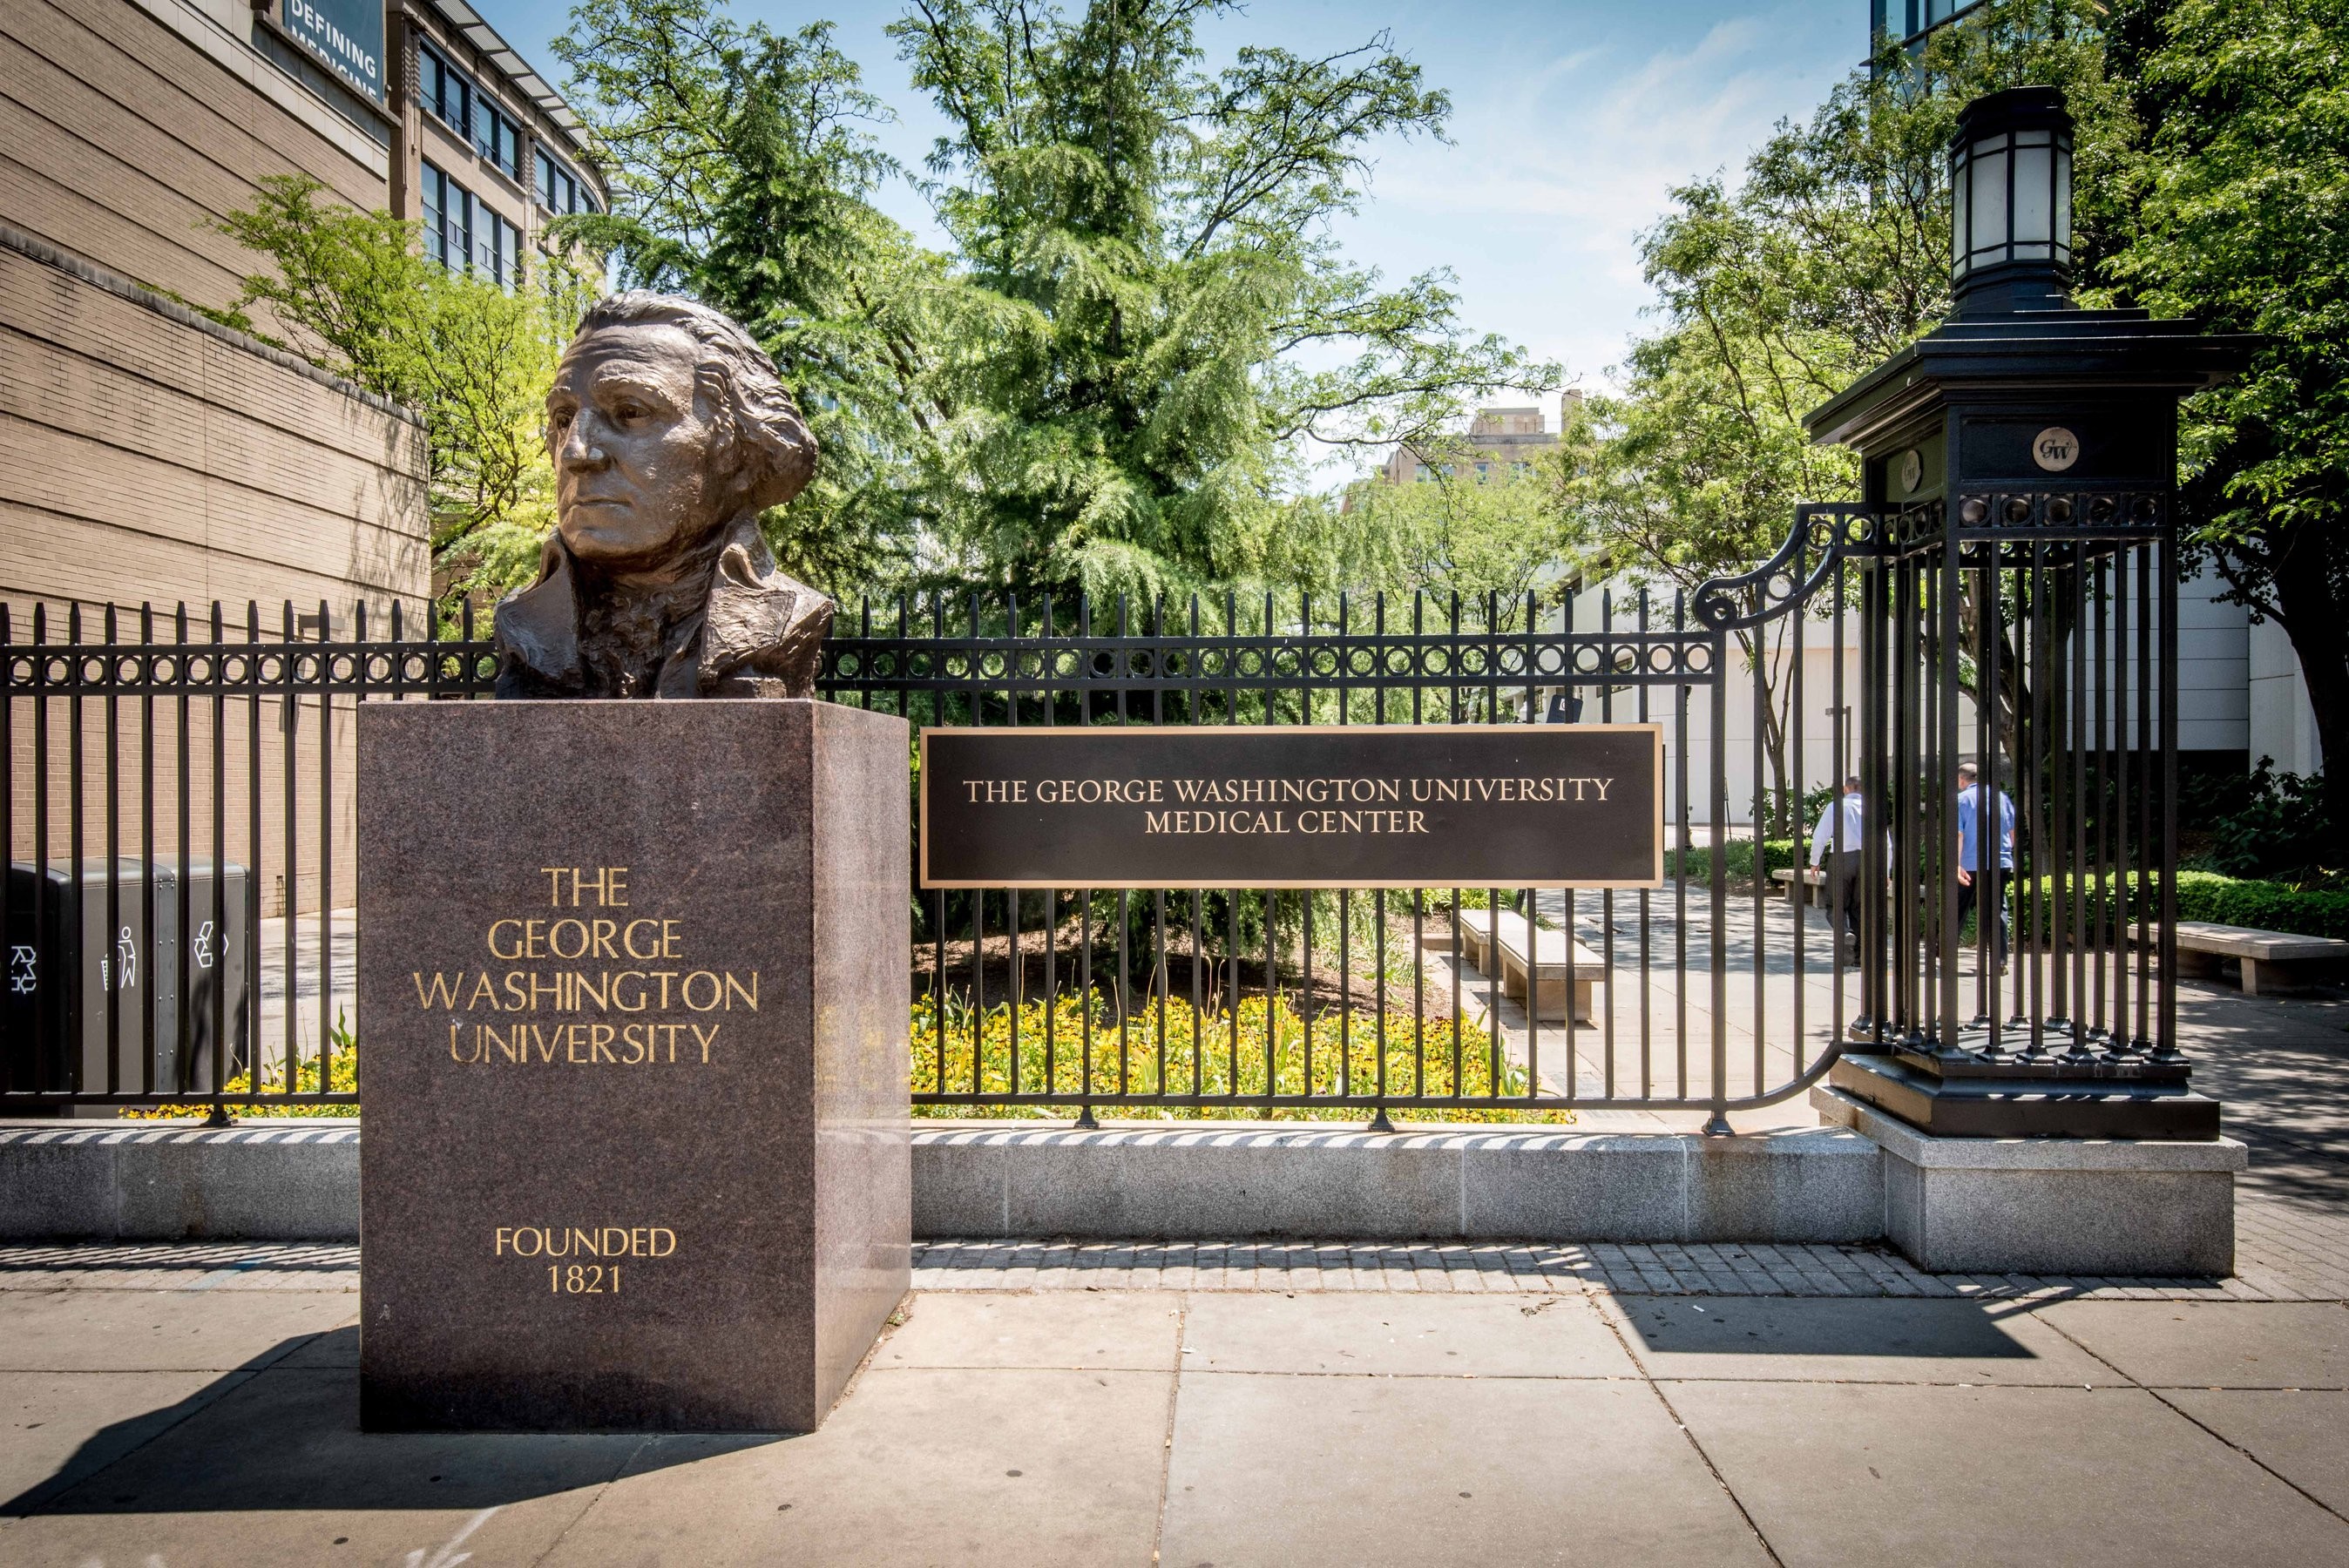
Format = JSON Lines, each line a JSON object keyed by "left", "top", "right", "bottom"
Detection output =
{"left": 489, "top": 0, "right": 1862, "bottom": 425}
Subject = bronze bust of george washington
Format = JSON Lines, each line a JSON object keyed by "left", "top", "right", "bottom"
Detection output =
{"left": 493, "top": 292, "right": 833, "bottom": 700}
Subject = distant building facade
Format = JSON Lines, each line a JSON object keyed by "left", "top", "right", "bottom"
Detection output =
{"left": 392, "top": 0, "right": 606, "bottom": 287}
{"left": 1379, "top": 393, "right": 1582, "bottom": 486}
{"left": 3, "top": 0, "right": 602, "bottom": 914}
{"left": 1, "top": 0, "right": 603, "bottom": 626}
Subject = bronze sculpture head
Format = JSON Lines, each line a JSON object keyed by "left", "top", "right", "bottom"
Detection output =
{"left": 493, "top": 293, "right": 834, "bottom": 699}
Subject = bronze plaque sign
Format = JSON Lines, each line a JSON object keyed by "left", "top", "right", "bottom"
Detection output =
{"left": 920, "top": 724, "right": 1663, "bottom": 889}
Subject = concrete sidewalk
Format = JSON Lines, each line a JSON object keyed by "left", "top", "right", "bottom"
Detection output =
{"left": 3, "top": 1245, "right": 2346, "bottom": 1565}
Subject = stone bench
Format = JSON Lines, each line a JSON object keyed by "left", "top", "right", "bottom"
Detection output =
{"left": 2133, "top": 921, "right": 2349, "bottom": 997}
{"left": 1449, "top": 909, "right": 1601, "bottom": 1024}
{"left": 1496, "top": 922, "right": 1604, "bottom": 1024}
{"left": 1770, "top": 867, "right": 1827, "bottom": 906}
{"left": 1452, "top": 907, "right": 1506, "bottom": 971}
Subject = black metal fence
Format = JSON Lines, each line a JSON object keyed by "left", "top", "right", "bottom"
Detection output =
{"left": 3, "top": 492, "right": 2182, "bottom": 1125}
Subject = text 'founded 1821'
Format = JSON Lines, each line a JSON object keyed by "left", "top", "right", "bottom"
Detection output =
{"left": 919, "top": 724, "right": 1664, "bottom": 889}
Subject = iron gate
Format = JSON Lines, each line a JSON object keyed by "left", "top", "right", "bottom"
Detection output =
{"left": 2, "top": 494, "right": 2182, "bottom": 1125}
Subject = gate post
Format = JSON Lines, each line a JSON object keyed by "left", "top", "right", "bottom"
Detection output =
{"left": 1797, "top": 88, "right": 2258, "bottom": 1275}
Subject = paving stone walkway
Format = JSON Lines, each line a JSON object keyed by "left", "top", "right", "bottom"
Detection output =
{"left": 3, "top": 1261, "right": 2346, "bottom": 1564}
{"left": 4, "top": 920, "right": 2346, "bottom": 1561}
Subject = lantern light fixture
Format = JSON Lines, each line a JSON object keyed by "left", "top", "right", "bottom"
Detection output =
{"left": 1949, "top": 85, "right": 2074, "bottom": 318}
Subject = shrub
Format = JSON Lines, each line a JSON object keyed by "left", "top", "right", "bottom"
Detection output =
{"left": 129, "top": 997, "right": 1574, "bottom": 1123}
{"left": 910, "top": 990, "right": 1574, "bottom": 1123}
{"left": 2183, "top": 760, "right": 2344, "bottom": 882}
{"left": 124, "top": 1017, "right": 356, "bottom": 1119}
{"left": 1670, "top": 838, "right": 1800, "bottom": 886}
{"left": 2013, "top": 869, "right": 2349, "bottom": 943}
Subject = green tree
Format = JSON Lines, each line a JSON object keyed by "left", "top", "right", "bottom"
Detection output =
{"left": 210, "top": 175, "right": 593, "bottom": 598}
{"left": 556, "top": 0, "right": 1554, "bottom": 599}
{"left": 2113, "top": 0, "right": 2349, "bottom": 775}
{"left": 553, "top": 3, "right": 945, "bottom": 589}
{"left": 1323, "top": 461, "right": 1563, "bottom": 614}
{"left": 891, "top": 0, "right": 1551, "bottom": 597}
{"left": 1554, "top": 0, "right": 2133, "bottom": 826}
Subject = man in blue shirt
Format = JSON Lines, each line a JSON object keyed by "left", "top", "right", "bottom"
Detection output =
{"left": 1954, "top": 760, "right": 2015, "bottom": 969}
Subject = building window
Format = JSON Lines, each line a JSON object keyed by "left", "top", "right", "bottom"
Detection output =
{"left": 421, "top": 159, "right": 473, "bottom": 273}
{"left": 480, "top": 213, "right": 523, "bottom": 287}
{"left": 533, "top": 147, "right": 597, "bottom": 215}
{"left": 418, "top": 40, "right": 471, "bottom": 136}
{"left": 475, "top": 98, "right": 522, "bottom": 180}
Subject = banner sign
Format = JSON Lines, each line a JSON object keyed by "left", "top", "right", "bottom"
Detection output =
{"left": 273, "top": 0, "right": 387, "bottom": 104}
{"left": 919, "top": 725, "right": 1664, "bottom": 889}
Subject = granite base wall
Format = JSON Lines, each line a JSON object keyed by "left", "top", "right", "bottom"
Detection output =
{"left": 0, "top": 1123, "right": 359, "bottom": 1241}
{"left": 3, "top": 1111, "right": 2247, "bottom": 1274}
{"left": 910, "top": 1125, "right": 1885, "bottom": 1243}
{"left": 4, "top": 1122, "right": 1883, "bottom": 1246}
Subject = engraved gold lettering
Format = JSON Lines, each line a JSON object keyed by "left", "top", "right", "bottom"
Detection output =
{"left": 487, "top": 920, "right": 525, "bottom": 960}
{"left": 494, "top": 1225, "right": 677, "bottom": 1260}
{"left": 415, "top": 971, "right": 461, "bottom": 1009}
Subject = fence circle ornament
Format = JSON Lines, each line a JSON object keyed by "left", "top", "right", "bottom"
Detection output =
{"left": 2032, "top": 427, "right": 2081, "bottom": 471}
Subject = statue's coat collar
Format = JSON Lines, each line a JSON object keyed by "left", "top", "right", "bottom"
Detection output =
{"left": 493, "top": 516, "right": 821, "bottom": 699}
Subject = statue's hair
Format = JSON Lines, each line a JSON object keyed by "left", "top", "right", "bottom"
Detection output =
{"left": 557, "top": 292, "right": 816, "bottom": 511}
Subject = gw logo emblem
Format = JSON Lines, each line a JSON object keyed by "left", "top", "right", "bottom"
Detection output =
{"left": 2033, "top": 426, "right": 2080, "bottom": 472}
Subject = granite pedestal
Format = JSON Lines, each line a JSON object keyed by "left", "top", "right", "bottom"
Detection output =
{"left": 355, "top": 700, "right": 910, "bottom": 1431}
{"left": 1813, "top": 1085, "right": 2244, "bottom": 1276}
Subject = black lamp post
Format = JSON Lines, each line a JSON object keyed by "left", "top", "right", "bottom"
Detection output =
{"left": 1799, "top": 86, "right": 2258, "bottom": 1139}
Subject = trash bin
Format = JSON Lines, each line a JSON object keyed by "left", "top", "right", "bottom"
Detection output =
{"left": 3, "top": 860, "right": 251, "bottom": 1103}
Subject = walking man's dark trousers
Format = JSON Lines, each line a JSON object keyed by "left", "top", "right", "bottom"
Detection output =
{"left": 1954, "top": 868, "right": 2009, "bottom": 962}
{"left": 1828, "top": 849, "right": 1863, "bottom": 954}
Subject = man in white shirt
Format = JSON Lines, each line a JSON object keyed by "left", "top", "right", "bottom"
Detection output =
{"left": 1807, "top": 775, "right": 1867, "bottom": 958}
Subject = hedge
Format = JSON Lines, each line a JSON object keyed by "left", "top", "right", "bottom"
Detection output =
{"left": 1667, "top": 851, "right": 2349, "bottom": 942}
{"left": 1668, "top": 839, "right": 1800, "bottom": 885}
{"left": 2015, "top": 869, "right": 2349, "bottom": 943}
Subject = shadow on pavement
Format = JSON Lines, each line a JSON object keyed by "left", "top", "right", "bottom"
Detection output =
{"left": 5, "top": 1328, "right": 788, "bottom": 1517}
{"left": 1615, "top": 1295, "right": 2040, "bottom": 1358}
